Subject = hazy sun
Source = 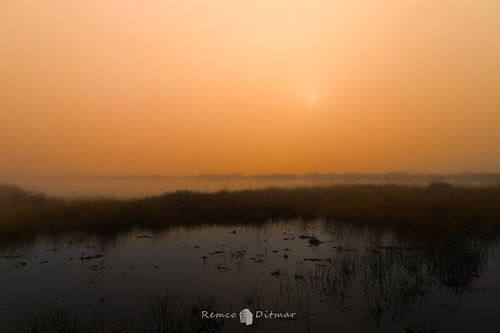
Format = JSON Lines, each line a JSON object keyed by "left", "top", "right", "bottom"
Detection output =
{"left": 307, "top": 93, "right": 318, "bottom": 104}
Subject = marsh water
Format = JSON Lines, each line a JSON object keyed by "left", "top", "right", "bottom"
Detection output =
{"left": 1, "top": 220, "right": 500, "bottom": 332}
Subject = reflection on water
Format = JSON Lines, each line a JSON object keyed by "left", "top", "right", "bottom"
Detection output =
{"left": 1, "top": 220, "right": 500, "bottom": 332}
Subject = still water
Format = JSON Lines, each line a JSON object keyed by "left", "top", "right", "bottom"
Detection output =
{"left": 1, "top": 220, "right": 500, "bottom": 332}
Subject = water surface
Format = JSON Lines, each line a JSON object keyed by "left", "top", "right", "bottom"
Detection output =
{"left": 1, "top": 220, "right": 499, "bottom": 332}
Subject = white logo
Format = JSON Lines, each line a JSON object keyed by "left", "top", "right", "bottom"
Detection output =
{"left": 239, "top": 308, "right": 254, "bottom": 326}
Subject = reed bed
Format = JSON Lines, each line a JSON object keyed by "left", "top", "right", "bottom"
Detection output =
{"left": 1, "top": 182, "right": 500, "bottom": 237}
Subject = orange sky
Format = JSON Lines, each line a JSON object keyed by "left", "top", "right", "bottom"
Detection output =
{"left": 1, "top": 0, "right": 499, "bottom": 177}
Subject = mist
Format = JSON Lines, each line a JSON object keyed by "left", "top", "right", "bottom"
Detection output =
{"left": 1, "top": 0, "right": 500, "bottom": 180}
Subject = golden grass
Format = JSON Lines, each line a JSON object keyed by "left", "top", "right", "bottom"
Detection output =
{"left": 1, "top": 182, "right": 500, "bottom": 236}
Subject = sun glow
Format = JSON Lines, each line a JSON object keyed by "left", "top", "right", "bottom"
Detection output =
{"left": 0, "top": 0, "right": 499, "bottom": 176}
{"left": 307, "top": 93, "right": 318, "bottom": 104}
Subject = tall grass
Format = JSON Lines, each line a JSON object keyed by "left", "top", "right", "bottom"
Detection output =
{"left": 1, "top": 183, "right": 500, "bottom": 237}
